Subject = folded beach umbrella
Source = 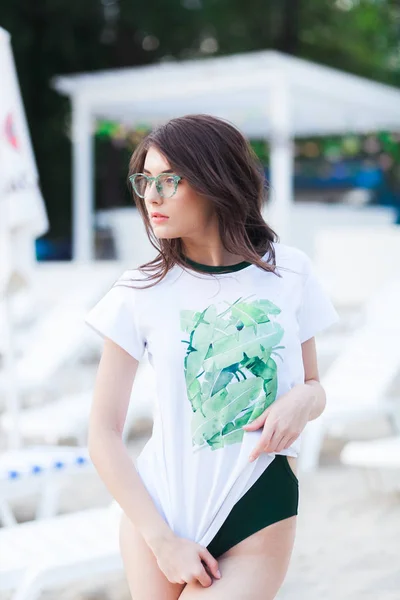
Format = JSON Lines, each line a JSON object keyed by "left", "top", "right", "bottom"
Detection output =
{"left": 0, "top": 27, "right": 48, "bottom": 448}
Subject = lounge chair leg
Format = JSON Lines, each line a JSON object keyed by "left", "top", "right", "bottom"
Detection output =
{"left": 11, "top": 568, "right": 44, "bottom": 600}
{"left": 36, "top": 479, "right": 60, "bottom": 520}
{"left": 298, "top": 418, "right": 327, "bottom": 473}
{"left": 0, "top": 498, "right": 17, "bottom": 527}
{"left": 387, "top": 411, "right": 400, "bottom": 435}
{"left": 77, "top": 429, "right": 88, "bottom": 447}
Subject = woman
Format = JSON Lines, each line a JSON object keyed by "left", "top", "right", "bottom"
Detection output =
{"left": 85, "top": 114, "right": 339, "bottom": 599}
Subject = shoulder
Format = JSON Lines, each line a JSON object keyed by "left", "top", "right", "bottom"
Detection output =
{"left": 271, "top": 242, "right": 311, "bottom": 278}
{"left": 112, "top": 265, "right": 180, "bottom": 295}
{"left": 113, "top": 268, "right": 150, "bottom": 290}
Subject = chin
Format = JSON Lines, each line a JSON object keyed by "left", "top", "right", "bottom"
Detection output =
{"left": 152, "top": 226, "right": 181, "bottom": 240}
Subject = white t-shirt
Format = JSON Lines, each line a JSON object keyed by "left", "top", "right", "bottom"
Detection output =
{"left": 85, "top": 242, "right": 339, "bottom": 547}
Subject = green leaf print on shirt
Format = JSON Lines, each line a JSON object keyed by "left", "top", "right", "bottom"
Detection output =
{"left": 180, "top": 296, "right": 285, "bottom": 451}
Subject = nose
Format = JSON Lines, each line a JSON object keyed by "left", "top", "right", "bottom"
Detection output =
{"left": 145, "top": 181, "right": 163, "bottom": 204}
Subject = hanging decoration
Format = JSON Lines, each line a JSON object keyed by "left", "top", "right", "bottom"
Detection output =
{"left": 95, "top": 120, "right": 151, "bottom": 150}
{"left": 94, "top": 119, "right": 400, "bottom": 183}
{"left": 341, "top": 135, "right": 360, "bottom": 156}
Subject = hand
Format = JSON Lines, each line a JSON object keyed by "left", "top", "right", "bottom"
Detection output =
{"left": 151, "top": 533, "right": 221, "bottom": 587}
{"left": 243, "top": 384, "right": 313, "bottom": 462}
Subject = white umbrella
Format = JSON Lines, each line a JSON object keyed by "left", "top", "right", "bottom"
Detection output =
{"left": 0, "top": 27, "right": 49, "bottom": 448}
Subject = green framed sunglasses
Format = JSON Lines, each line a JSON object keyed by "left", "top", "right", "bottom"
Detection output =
{"left": 129, "top": 172, "right": 182, "bottom": 199}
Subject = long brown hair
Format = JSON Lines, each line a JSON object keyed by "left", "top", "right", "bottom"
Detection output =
{"left": 126, "top": 114, "right": 280, "bottom": 287}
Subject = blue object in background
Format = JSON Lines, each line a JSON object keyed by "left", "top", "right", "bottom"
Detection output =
{"left": 354, "top": 166, "right": 383, "bottom": 189}
{"left": 272, "top": 160, "right": 384, "bottom": 191}
{"left": 35, "top": 238, "right": 72, "bottom": 261}
{"left": 265, "top": 160, "right": 392, "bottom": 204}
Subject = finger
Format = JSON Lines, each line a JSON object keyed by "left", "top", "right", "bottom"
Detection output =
{"left": 242, "top": 410, "right": 268, "bottom": 431}
{"left": 249, "top": 437, "right": 269, "bottom": 462}
{"left": 250, "top": 431, "right": 280, "bottom": 461}
{"left": 195, "top": 564, "right": 213, "bottom": 588}
{"left": 199, "top": 548, "right": 221, "bottom": 580}
{"left": 262, "top": 428, "right": 285, "bottom": 453}
{"left": 263, "top": 431, "right": 285, "bottom": 452}
{"left": 282, "top": 435, "right": 299, "bottom": 450}
{"left": 269, "top": 431, "right": 299, "bottom": 453}
{"left": 242, "top": 418, "right": 263, "bottom": 431}
{"left": 253, "top": 424, "right": 277, "bottom": 458}
{"left": 274, "top": 435, "right": 292, "bottom": 453}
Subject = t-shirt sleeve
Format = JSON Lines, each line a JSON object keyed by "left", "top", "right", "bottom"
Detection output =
{"left": 297, "top": 253, "right": 340, "bottom": 344}
{"left": 84, "top": 280, "right": 146, "bottom": 361}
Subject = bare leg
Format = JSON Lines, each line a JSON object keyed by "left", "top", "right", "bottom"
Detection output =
{"left": 287, "top": 455, "right": 298, "bottom": 478}
{"left": 119, "top": 511, "right": 186, "bottom": 600}
{"left": 180, "top": 457, "right": 298, "bottom": 599}
{"left": 179, "top": 515, "right": 297, "bottom": 599}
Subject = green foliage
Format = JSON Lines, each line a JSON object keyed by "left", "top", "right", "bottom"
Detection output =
{"left": 181, "top": 297, "right": 284, "bottom": 451}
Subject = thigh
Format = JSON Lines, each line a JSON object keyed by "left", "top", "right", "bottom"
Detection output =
{"left": 179, "top": 515, "right": 297, "bottom": 600}
{"left": 119, "top": 511, "right": 185, "bottom": 600}
{"left": 286, "top": 455, "right": 298, "bottom": 478}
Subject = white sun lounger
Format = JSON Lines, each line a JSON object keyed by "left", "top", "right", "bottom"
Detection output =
{"left": 0, "top": 501, "right": 123, "bottom": 600}
{"left": 313, "top": 225, "right": 400, "bottom": 310}
{"left": 340, "top": 436, "right": 400, "bottom": 494}
{"left": 0, "top": 263, "right": 127, "bottom": 525}
{"left": 298, "top": 278, "right": 400, "bottom": 473}
{"left": 0, "top": 357, "right": 156, "bottom": 446}
{"left": 0, "top": 261, "right": 122, "bottom": 398}
{"left": 0, "top": 446, "right": 94, "bottom": 527}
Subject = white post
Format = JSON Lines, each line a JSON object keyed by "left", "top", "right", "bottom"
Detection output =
{"left": 2, "top": 293, "right": 21, "bottom": 448}
{"left": 71, "top": 95, "right": 94, "bottom": 261}
{"left": 0, "top": 199, "right": 21, "bottom": 449}
{"left": 264, "top": 74, "right": 294, "bottom": 243}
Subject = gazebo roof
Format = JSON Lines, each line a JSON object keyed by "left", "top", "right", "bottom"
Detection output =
{"left": 54, "top": 50, "right": 400, "bottom": 137}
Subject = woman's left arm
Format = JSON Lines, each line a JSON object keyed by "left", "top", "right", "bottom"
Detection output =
{"left": 243, "top": 337, "right": 326, "bottom": 461}
{"left": 298, "top": 336, "right": 326, "bottom": 421}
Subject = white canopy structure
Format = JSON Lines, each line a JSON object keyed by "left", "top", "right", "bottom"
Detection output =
{"left": 54, "top": 50, "right": 400, "bottom": 260}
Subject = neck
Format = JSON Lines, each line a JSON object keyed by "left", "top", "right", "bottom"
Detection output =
{"left": 181, "top": 253, "right": 251, "bottom": 273}
{"left": 180, "top": 245, "right": 246, "bottom": 268}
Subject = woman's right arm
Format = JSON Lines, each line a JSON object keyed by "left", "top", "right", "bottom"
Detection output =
{"left": 87, "top": 338, "right": 221, "bottom": 587}
{"left": 87, "top": 337, "right": 174, "bottom": 548}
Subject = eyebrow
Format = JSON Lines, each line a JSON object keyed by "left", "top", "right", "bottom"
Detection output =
{"left": 143, "top": 168, "right": 174, "bottom": 175}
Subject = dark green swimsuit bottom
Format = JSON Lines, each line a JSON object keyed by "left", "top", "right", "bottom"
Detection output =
{"left": 206, "top": 455, "right": 299, "bottom": 558}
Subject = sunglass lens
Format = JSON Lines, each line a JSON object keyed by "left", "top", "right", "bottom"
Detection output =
{"left": 158, "top": 174, "right": 176, "bottom": 198}
{"left": 132, "top": 175, "right": 147, "bottom": 197}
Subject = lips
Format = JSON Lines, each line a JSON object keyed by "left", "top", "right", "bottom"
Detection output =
{"left": 151, "top": 213, "right": 169, "bottom": 225}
